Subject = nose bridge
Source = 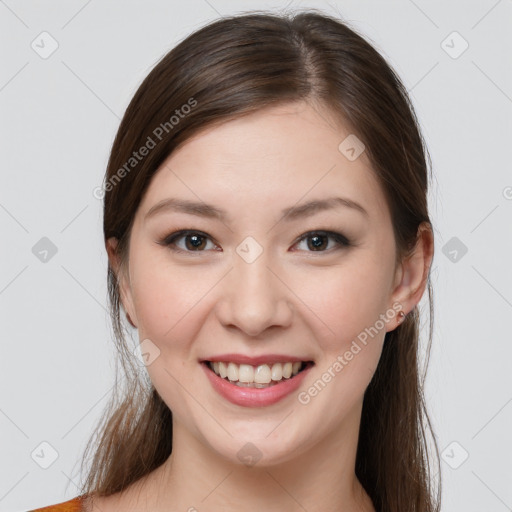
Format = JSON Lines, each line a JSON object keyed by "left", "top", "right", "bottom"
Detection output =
{"left": 218, "top": 241, "right": 292, "bottom": 336}
{"left": 236, "top": 249, "right": 274, "bottom": 296}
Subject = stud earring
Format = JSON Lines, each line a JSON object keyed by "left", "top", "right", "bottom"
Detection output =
{"left": 397, "top": 310, "right": 406, "bottom": 323}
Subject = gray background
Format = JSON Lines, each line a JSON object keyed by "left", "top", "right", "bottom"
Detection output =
{"left": 1, "top": 1, "right": 511, "bottom": 511}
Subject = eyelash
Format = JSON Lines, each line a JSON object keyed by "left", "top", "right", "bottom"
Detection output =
{"left": 157, "top": 229, "right": 351, "bottom": 255}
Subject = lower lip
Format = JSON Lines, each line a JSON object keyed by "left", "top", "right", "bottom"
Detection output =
{"left": 201, "top": 361, "right": 314, "bottom": 407}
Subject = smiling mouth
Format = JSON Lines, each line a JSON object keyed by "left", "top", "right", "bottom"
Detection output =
{"left": 202, "top": 360, "right": 315, "bottom": 388}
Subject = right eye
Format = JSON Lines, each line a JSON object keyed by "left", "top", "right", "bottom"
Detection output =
{"left": 158, "top": 230, "right": 219, "bottom": 253}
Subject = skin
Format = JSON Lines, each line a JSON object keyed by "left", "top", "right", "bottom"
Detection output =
{"left": 89, "top": 99, "right": 433, "bottom": 512}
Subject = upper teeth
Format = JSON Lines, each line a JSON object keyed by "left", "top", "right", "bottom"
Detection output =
{"left": 210, "top": 361, "right": 304, "bottom": 383}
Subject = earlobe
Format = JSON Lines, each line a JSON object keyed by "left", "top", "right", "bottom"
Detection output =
{"left": 388, "top": 222, "right": 434, "bottom": 330}
{"left": 106, "top": 237, "right": 120, "bottom": 275}
{"left": 125, "top": 311, "right": 137, "bottom": 328}
{"left": 105, "top": 237, "right": 138, "bottom": 329}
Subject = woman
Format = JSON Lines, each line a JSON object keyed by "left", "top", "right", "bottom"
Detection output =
{"left": 30, "top": 9, "right": 441, "bottom": 512}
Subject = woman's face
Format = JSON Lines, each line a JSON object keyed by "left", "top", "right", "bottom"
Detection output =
{"left": 112, "top": 100, "right": 407, "bottom": 466}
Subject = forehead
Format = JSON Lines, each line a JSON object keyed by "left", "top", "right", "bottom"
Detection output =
{"left": 138, "top": 101, "right": 390, "bottom": 225}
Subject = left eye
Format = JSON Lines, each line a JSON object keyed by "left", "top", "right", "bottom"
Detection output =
{"left": 158, "top": 230, "right": 351, "bottom": 254}
{"left": 294, "top": 231, "right": 351, "bottom": 252}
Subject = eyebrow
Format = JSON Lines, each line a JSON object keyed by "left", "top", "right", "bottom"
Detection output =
{"left": 144, "top": 196, "right": 369, "bottom": 223}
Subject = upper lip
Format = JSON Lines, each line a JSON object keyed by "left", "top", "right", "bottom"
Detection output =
{"left": 200, "top": 353, "right": 314, "bottom": 366}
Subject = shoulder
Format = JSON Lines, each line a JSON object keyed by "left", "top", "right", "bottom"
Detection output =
{"left": 27, "top": 495, "right": 87, "bottom": 512}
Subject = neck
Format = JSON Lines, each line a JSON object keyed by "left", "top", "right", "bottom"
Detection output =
{"left": 130, "top": 403, "right": 375, "bottom": 512}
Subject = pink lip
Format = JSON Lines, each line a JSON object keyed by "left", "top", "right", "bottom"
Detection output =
{"left": 200, "top": 353, "right": 312, "bottom": 366}
{"left": 201, "top": 361, "right": 314, "bottom": 408}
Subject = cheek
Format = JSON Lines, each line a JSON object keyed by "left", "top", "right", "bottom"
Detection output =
{"left": 130, "top": 263, "right": 210, "bottom": 418}
{"left": 292, "top": 262, "right": 392, "bottom": 420}
{"left": 130, "top": 251, "right": 213, "bottom": 346}
{"left": 294, "top": 257, "right": 392, "bottom": 347}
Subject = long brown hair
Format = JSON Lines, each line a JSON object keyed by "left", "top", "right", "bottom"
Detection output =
{"left": 77, "top": 9, "right": 441, "bottom": 511}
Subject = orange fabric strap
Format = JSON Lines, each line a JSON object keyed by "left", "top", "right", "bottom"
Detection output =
{"left": 28, "top": 496, "right": 83, "bottom": 512}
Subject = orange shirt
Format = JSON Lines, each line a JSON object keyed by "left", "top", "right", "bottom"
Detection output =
{"left": 28, "top": 495, "right": 85, "bottom": 511}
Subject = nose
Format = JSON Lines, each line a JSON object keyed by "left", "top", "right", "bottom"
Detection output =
{"left": 215, "top": 251, "right": 294, "bottom": 337}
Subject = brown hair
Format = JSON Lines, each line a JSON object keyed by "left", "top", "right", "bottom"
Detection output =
{"left": 77, "top": 9, "right": 441, "bottom": 511}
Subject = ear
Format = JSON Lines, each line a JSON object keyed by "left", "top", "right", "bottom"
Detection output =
{"left": 106, "top": 237, "right": 138, "bottom": 329}
{"left": 386, "top": 222, "right": 434, "bottom": 331}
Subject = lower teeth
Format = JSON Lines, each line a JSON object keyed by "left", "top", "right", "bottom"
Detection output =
{"left": 225, "top": 378, "right": 291, "bottom": 388}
